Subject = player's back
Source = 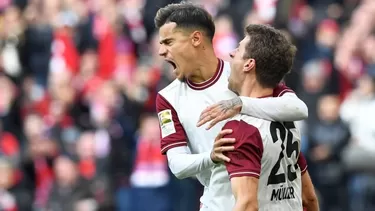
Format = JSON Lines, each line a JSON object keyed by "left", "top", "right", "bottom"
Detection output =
{"left": 209, "top": 115, "right": 304, "bottom": 211}
{"left": 252, "top": 116, "right": 304, "bottom": 210}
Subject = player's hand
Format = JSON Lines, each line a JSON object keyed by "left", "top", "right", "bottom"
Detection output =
{"left": 210, "top": 129, "right": 235, "bottom": 163}
{"left": 197, "top": 97, "right": 242, "bottom": 130}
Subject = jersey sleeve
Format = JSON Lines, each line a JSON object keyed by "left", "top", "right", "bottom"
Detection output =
{"left": 239, "top": 83, "right": 308, "bottom": 122}
{"left": 156, "top": 94, "right": 188, "bottom": 154}
{"left": 223, "top": 120, "right": 264, "bottom": 179}
{"left": 298, "top": 152, "right": 308, "bottom": 175}
{"left": 273, "top": 83, "right": 294, "bottom": 97}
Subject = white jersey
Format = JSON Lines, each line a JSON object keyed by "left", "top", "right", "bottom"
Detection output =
{"left": 209, "top": 114, "right": 307, "bottom": 211}
{"left": 156, "top": 59, "right": 296, "bottom": 210}
{"left": 156, "top": 59, "right": 232, "bottom": 207}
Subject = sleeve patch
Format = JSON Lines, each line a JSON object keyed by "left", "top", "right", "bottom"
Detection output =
{"left": 158, "top": 109, "right": 176, "bottom": 138}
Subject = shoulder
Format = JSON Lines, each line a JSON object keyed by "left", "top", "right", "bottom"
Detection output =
{"left": 156, "top": 79, "right": 183, "bottom": 110}
{"left": 223, "top": 117, "right": 263, "bottom": 146}
{"left": 223, "top": 118, "right": 264, "bottom": 179}
{"left": 158, "top": 79, "right": 182, "bottom": 97}
{"left": 223, "top": 115, "right": 268, "bottom": 133}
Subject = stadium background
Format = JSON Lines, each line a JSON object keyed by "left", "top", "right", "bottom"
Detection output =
{"left": 0, "top": 0, "right": 375, "bottom": 210}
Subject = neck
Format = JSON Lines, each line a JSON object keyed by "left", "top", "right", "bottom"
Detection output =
{"left": 239, "top": 77, "right": 273, "bottom": 98}
{"left": 188, "top": 47, "right": 218, "bottom": 83}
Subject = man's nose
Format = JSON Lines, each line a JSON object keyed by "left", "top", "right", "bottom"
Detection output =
{"left": 159, "top": 45, "right": 167, "bottom": 57}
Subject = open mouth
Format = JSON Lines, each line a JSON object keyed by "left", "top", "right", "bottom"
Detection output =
{"left": 166, "top": 60, "right": 177, "bottom": 69}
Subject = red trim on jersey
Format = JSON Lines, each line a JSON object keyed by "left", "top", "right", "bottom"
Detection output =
{"left": 161, "top": 142, "right": 187, "bottom": 154}
{"left": 298, "top": 153, "right": 308, "bottom": 175}
{"left": 222, "top": 120, "right": 264, "bottom": 179}
{"left": 187, "top": 59, "right": 224, "bottom": 90}
{"left": 156, "top": 94, "right": 188, "bottom": 154}
{"left": 273, "top": 83, "right": 295, "bottom": 97}
{"left": 258, "top": 93, "right": 274, "bottom": 98}
{"left": 254, "top": 83, "right": 295, "bottom": 99}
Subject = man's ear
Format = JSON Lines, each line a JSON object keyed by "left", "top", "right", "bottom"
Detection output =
{"left": 191, "top": 31, "right": 203, "bottom": 47}
{"left": 244, "top": 59, "right": 255, "bottom": 72}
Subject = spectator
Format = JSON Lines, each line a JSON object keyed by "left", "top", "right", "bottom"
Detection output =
{"left": 0, "top": 157, "right": 33, "bottom": 211}
{"left": 340, "top": 70, "right": 375, "bottom": 211}
{"left": 308, "top": 95, "right": 350, "bottom": 211}
{"left": 47, "top": 156, "right": 96, "bottom": 211}
{"left": 130, "top": 115, "right": 171, "bottom": 211}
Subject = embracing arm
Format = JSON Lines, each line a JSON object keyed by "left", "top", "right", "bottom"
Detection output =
{"left": 241, "top": 83, "right": 308, "bottom": 122}
{"left": 197, "top": 84, "right": 307, "bottom": 129}
{"left": 240, "top": 92, "right": 308, "bottom": 122}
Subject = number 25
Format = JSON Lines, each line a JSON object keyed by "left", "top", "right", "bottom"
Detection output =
{"left": 267, "top": 122, "right": 300, "bottom": 185}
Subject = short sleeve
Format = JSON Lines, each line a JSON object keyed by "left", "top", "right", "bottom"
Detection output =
{"left": 298, "top": 153, "right": 308, "bottom": 174}
{"left": 273, "top": 83, "right": 294, "bottom": 97}
{"left": 156, "top": 94, "right": 188, "bottom": 154}
{"left": 223, "top": 120, "right": 264, "bottom": 179}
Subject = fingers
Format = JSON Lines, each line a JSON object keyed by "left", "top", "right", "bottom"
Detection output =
{"left": 216, "top": 146, "right": 235, "bottom": 152}
{"left": 197, "top": 105, "right": 219, "bottom": 127}
{"left": 201, "top": 105, "right": 215, "bottom": 116}
{"left": 212, "top": 135, "right": 236, "bottom": 163}
{"left": 206, "top": 114, "right": 226, "bottom": 130}
{"left": 216, "top": 154, "right": 231, "bottom": 163}
{"left": 216, "top": 129, "right": 233, "bottom": 140}
{"left": 197, "top": 115, "right": 212, "bottom": 127}
{"left": 197, "top": 106, "right": 215, "bottom": 125}
{"left": 215, "top": 137, "right": 235, "bottom": 146}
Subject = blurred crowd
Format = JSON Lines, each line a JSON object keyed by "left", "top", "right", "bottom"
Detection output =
{"left": 0, "top": 0, "right": 375, "bottom": 210}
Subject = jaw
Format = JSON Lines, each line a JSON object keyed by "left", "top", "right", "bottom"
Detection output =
{"left": 166, "top": 59, "right": 186, "bottom": 80}
{"left": 166, "top": 60, "right": 177, "bottom": 70}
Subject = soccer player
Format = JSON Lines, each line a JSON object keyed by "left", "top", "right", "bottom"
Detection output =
{"left": 154, "top": 2, "right": 309, "bottom": 210}
{"left": 209, "top": 24, "right": 318, "bottom": 211}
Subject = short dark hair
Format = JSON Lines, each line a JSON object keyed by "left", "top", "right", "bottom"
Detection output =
{"left": 243, "top": 24, "right": 297, "bottom": 88}
{"left": 154, "top": 1, "right": 215, "bottom": 41}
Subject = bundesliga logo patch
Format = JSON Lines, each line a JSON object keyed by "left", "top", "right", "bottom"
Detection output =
{"left": 158, "top": 109, "right": 176, "bottom": 138}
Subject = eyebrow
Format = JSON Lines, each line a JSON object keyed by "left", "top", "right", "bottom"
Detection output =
{"left": 159, "top": 38, "right": 173, "bottom": 44}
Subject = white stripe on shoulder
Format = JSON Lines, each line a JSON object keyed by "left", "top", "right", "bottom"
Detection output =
{"left": 301, "top": 165, "right": 308, "bottom": 173}
{"left": 161, "top": 142, "right": 187, "bottom": 152}
{"left": 277, "top": 89, "right": 294, "bottom": 97}
{"left": 230, "top": 171, "right": 260, "bottom": 177}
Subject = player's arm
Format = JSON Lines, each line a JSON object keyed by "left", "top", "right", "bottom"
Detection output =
{"left": 166, "top": 147, "right": 213, "bottom": 179}
{"left": 298, "top": 154, "right": 319, "bottom": 211}
{"left": 239, "top": 92, "right": 308, "bottom": 122}
{"left": 231, "top": 177, "right": 259, "bottom": 211}
{"left": 301, "top": 171, "right": 319, "bottom": 211}
{"left": 223, "top": 120, "right": 263, "bottom": 211}
{"left": 156, "top": 94, "right": 233, "bottom": 179}
{"left": 197, "top": 84, "right": 308, "bottom": 129}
